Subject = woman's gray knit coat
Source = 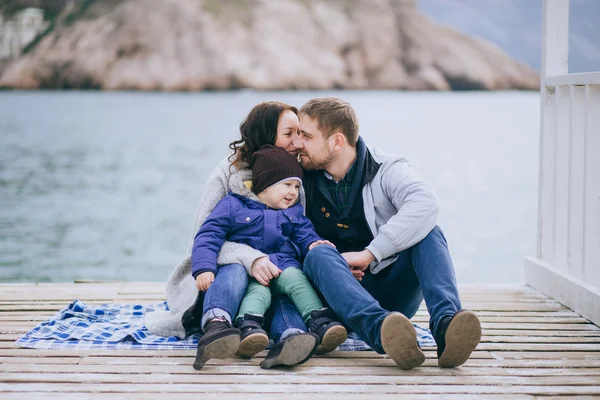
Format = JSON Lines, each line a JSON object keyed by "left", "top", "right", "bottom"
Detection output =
{"left": 144, "top": 157, "right": 265, "bottom": 338}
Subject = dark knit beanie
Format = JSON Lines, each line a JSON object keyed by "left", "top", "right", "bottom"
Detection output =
{"left": 251, "top": 145, "right": 303, "bottom": 195}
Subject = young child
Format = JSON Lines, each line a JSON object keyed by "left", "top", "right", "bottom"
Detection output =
{"left": 191, "top": 145, "right": 347, "bottom": 369}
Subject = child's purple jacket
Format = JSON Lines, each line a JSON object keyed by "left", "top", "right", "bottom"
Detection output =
{"left": 191, "top": 193, "right": 322, "bottom": 277}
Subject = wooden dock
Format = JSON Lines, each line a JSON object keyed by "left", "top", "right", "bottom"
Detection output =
{"left": 0, "top": 282, "right": 599, "bottom": 399}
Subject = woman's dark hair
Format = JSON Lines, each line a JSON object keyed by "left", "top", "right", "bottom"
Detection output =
{"left": 228, "top": 101, "right": 298, "bottom": 169}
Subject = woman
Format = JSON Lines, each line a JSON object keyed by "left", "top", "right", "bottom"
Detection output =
{"left": 145, "top": 102, "right": 319, "bottom": 369}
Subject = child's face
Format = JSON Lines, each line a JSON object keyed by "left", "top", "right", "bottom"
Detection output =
{"left": 257, "top": 179, "right": 301, "bottom": 210}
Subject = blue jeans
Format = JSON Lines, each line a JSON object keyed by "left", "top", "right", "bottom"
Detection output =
{"left": 303, "top": 226, "right": 461, "bottom": 353}
{"left": 201, "top": 263, "right": 248, "bottom": 331}
{"left": 201, "top": 263, "right": 306, "bottom": 342}
{"left": 268, "top": 295, "right": 307, "bottom": 343}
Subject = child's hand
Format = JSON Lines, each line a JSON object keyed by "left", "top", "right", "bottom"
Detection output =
{"left": 195, "top": 271, "right": 215, "bottom": 291}
{"left": 309, "top": 240, "right": 336, "bottom": 251}
{"left": 251, "top": 256, "right": 282, "bottom": 286}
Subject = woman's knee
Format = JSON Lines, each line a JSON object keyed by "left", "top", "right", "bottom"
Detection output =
{"left": 218, "top": 263, "right": 248, "bottom": 290}
{"left": 220, "top": 262, "right": 247, "bottom": 276}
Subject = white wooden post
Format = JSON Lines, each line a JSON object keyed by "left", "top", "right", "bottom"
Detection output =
{"left": 525, "top": 0, "right": 600, "bottom": 326}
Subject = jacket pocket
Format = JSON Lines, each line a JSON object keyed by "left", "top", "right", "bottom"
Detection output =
{"left": 233, "top": 210, "right": 262, "bottom": 225}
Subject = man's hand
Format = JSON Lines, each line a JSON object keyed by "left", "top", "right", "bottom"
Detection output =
{"left": 308, "top": 240, "right": 336, "bottom": 251}
{"left": 195, "top": 271, "right": 215, "bottom": 291}
{"left": 341, "top": 249, "right": 376, "bottom": 281}
{"left": 251, "top": 256, "right": 282, "bottom": 286}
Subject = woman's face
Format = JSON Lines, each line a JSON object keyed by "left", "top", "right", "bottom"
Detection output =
{"left": 274, "top": 110, "right": 300, "bottom": 155}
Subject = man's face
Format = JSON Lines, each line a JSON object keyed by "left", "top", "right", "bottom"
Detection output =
{"left": 294, "top": 114, "right": 335, "bottom": 171}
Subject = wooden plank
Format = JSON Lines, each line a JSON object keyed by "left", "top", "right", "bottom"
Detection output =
{"left": 0, "top": 394, "right": 536, "bottom": 400}
{"left": 489, "top": 351, "right": 600, "bottom": 360}
{"left": 1, "top": 373, "right": 600, "bottom": 386}
{"left": 0, "top": 357, "right": 81, "bottom": 364}
{"left": 413, "top": 316, "right": 590, "bottom": 324}
{"left": 0, "top": 383, "right": 599, "bottom": 395}
{"left": 481, "top": 336, "right": 600, "bottom": 344}
{"left": 0, "top": 363, "right": 507, "bottom": 376}
{"left": 2, "top": 363, "right": 600, "bottom": 377}
{"left": 10, "top": 335, "right": 597, "bottom": 349}
{"left": 71, "top": 356, "right": 600, "bottom": 368}
{"left": 482, "top": 329, "right": 600, "bottom": 337}
{"left": 480, "top": 322, "right": 599, "bottom": 331}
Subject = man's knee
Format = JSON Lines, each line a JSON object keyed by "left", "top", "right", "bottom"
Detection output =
{"left": 420, "top": 225, "right": 447, "bottom": 247}
{"left": 304, "top": 244, "right": 341, "bottom": 276}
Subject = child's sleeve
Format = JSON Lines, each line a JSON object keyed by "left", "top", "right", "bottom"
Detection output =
{"left": 290, "top": 215, "right": 323, "bottom": 257}
{"left": 191, "top": 197, "right": 233, "bottom": 278}
{"left": 191, "top": 160, "right": 266, "bottom": 272}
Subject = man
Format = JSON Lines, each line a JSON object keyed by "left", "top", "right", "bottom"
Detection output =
{"left": 293, "top": 97, "right": 481, "bottom": 370}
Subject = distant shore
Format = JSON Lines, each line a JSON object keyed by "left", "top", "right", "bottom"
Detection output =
{"left": 0, "top": 0, "right": 539, "bottom": 92}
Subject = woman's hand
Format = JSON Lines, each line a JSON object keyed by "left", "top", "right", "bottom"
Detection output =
{"left": 341, "top": 250, "right": 376, "bottom": 281}
{"left": 195, "top": 271, "right": 215, "bottom": 291}
{"left": 251, "top": 256, "right": 282, "bottom": 286}
{"left": 308, "top": 240, "right": 336, "bottom": 251}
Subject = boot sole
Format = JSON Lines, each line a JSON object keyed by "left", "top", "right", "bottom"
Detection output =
{"left": 259, "top": 334, "right": 317, "bottom": 369}
{"left": 438, "top": 310, "right": 481, "bottom": 368}
{"left": 381, "top": 312, "right": 425, "bottom": 370}
{"left": 235, "top": 332, "right": 269, "bottom": 359}
{"left": 316, "top": 325, "right": 348, "bottom": 354}
{"left": 193, "top": 333, "right": 240, "bottom": 370}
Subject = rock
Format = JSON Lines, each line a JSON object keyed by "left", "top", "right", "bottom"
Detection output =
{"left": 0, "top": 0, "right": 540, "bottom": 90}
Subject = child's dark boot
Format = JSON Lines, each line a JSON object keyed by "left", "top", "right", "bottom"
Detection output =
{"left": 308, "top": 308, "right": 348, "bottom": 354}
{"left": 235, "top": 313, "right": 269, "bottom": 358}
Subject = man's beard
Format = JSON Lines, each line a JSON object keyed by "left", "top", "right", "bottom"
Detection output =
{"left": 299, "top": 151, "right": 335, "bottom": 171}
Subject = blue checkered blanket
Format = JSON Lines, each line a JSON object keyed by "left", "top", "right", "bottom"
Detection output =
{"left": 15, "top": 300, "right": 435, "bottom": 350}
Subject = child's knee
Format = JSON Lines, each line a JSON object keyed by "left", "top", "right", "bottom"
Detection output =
{"left": 247, "top": 281, "right": 272, "bottom": 308}
{"left": 278, "top": 267, "right": 308, "bottom": 285}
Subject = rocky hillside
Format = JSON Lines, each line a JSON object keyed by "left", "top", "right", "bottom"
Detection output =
{"left": 0, "top": 0, "right": 540, "bottom": 90}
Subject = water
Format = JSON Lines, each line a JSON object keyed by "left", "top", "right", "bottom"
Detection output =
{"left": 0, "top": 91, "right": 540, "bottom": 284}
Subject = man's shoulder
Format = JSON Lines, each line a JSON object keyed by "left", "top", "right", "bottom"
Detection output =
{"left": 366, "top": 146, "right": 410, "bottom": 169}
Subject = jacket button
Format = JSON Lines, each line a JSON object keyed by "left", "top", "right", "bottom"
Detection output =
{"left": 245, "top": 217, "right": 250, "bottom": 222}
{"left": 321, "top": 207, "right": 326, "bottom": 212}
{"left": 325, "top": 213, "right": 330, "bottom": 218}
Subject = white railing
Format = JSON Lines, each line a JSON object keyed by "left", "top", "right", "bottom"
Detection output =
{"left": 525, "top": 0, "right": 600, "bottom": 326}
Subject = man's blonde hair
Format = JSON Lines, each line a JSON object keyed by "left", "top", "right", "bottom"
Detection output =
{"left": 299, "top": 97, "right": 359, "bottom": 146}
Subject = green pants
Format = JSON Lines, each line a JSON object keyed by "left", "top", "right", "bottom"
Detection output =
{"left": 236, "top": 267, "right": 323, "bottom": 323}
